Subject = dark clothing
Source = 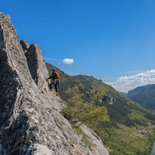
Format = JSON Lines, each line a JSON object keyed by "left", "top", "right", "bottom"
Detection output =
{"left": 48, "top": 71, "right": 60, "bottom": 93}
{"left": 53, "top": 79, "right": 59, "bottom": 93}
{"left": 49, "top": 72, "right": 59, "bottom": 80}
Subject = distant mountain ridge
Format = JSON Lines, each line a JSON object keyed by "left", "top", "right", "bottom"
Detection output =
{"left": 127, "top": 84, "right": 155, "bottom": 110}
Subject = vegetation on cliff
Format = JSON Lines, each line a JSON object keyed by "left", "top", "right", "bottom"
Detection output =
{"left": 47, "top": 63, "right": 155, "bottom": 155}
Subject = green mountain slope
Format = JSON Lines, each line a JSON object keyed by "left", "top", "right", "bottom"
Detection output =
{"left": 127, "top": 84, "right": 155, "bottom": 110}
{"left": 47, "top": 63, "right": 155, "bottom": 155}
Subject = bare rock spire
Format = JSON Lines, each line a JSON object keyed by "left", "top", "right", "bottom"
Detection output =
{"left": 0, "top": 13, "right": 109, "bottom": 155}
{"left": 25, "top": 44, "right": 49, "bottom": 91}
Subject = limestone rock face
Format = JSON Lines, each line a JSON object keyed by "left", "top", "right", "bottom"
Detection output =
{"left": 25, "top": 44, "right": 49, "bottom": 92}
{"left": 0, "top": 13, "right": 109, "bottom": 155}
{"left": 80, "top": 124, "right": 110, "bottom": 155}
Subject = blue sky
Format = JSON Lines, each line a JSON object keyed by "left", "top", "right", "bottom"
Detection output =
{"left": 1, "top": 0, "right": 155, "bottom": 92}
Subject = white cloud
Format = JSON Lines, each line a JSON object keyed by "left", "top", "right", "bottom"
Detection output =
{"left": 106, "top": 69, "right": 155, "bottom": 93}
{"left": 62, "top": 58, "right": 74, "bottom": 64}
{"left": 45, "top": 58, "right": 74, "bottom": 65}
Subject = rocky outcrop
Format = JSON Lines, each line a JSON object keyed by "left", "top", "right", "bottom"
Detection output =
{"left": 79, "top": 124, "right": 110, "bottom": 155}
{"left": 20, "top": 40, "right": 29, "bottom": 53}
{"left": 0, "top": 13, "right": 109, "bottom": 155}
{"left": 96, "top": 96, "right": 114, "bottom": 106}
{"left": 25, "top": 44, "right": 49, "bottom": 92}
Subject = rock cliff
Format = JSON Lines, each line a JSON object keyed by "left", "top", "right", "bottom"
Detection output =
{"left": 0, "top": 13, "right": 109, "bottom": 155}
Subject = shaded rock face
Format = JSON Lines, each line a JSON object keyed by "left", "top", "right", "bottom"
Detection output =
{"left": 20, "top": 40, "right": 29, "bottom": 53}
{"left": 25, "top": 44, "right": 49, "bottom": 91}
{"left": 0, "top": 13, "right": 109, "bottom": 155}
{"left": 25, "top": 45, "right": 39, "bottom": 84}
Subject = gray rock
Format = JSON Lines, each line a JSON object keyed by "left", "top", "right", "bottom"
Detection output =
{"left": 25, "top": 44, "right": 49, "bottom": 92}
{"left": 0, "top": 12, "right": 110, "bottom": 155}
{"left": 80, "top": 124, "right": 110, "bottom": 155}
{"left": 33, "top": 144, "right": 53, "bottom": 155}
{"left": 20, "top": 40, "right": 30, "bottom": 53}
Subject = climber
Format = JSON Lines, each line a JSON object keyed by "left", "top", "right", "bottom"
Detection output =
{"left": 46, "top": 67, "right": 60, "bottom": 96}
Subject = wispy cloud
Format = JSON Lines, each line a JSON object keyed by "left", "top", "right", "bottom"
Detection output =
{"left": 45, "top": 58, "right": 74, "bottom": 65}
{"left": 106, "top": 69, "right": 155, "bottom": 93}
{"left": 125, "top": 70, "right": 145, "bottom": 75}
{"left": 45, "top": 58, "right": 62, "bottom": 61}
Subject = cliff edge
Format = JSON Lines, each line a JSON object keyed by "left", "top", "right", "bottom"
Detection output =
{"left": 0, "top": 13, "right": 109, "bottom": 155}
